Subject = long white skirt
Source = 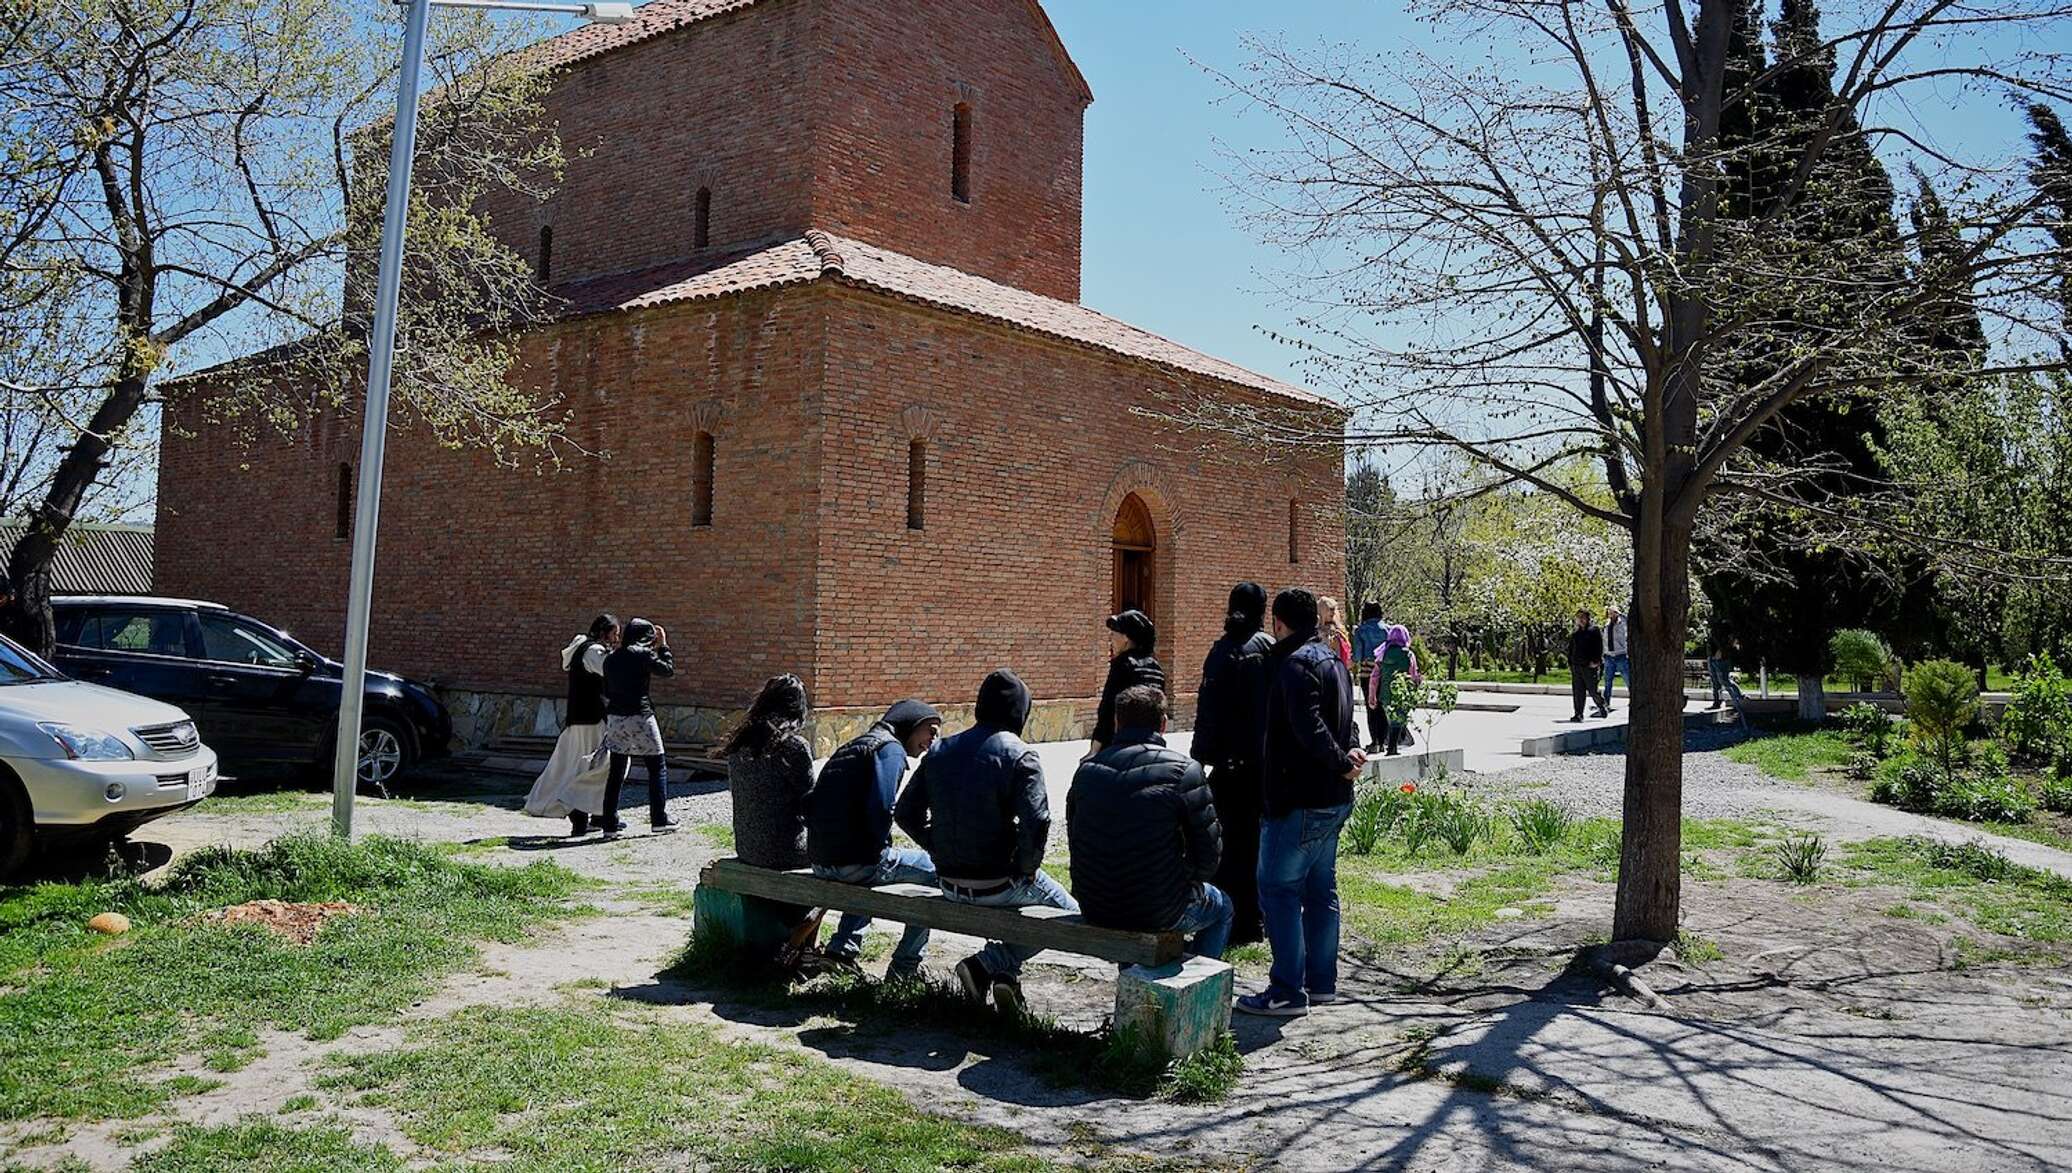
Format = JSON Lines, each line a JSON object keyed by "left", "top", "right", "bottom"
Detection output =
{"left": 524, "top": 722, "right": 611, "bottom": 819}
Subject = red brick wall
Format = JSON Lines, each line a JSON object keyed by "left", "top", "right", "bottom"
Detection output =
{"left": 474, "top": 0, "right": 826, "bottom": 286}
{"left": 156, "top": 289, "right": 829, "bottom": 708}
{"left": 811, "top": 0, "right": 1087, "bottom": 302}
{"left": 471, "top": 0, "right": 1086, "bottom": 302}
{"left": 810, "top": 289, "right": 1344, "bottom": 712}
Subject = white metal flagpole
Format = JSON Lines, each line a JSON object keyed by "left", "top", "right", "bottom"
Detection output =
{"left": 332, "top": 0, "right": 433, "bottom": 838}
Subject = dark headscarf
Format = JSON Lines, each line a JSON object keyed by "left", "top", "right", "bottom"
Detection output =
{"left": 1223, "top": 581, "right": 1267, "bottom": 641}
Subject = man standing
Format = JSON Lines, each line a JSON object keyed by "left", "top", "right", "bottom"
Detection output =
{"left": 1568, "top": 609, "right": 1603, "bottom": 722}
{"left": 807, "top": 698, "right": 944, "bottom": 980}
{"left": 1192, "top": 581, "right": 1274, "bottom": 945}
{"left": 1237, "top": 588, "right": 1367, "bottom": 1017}
{"left": 1069, "top": 685, "right": 1232, "bottom": 961}
{"left": 1596, "top": 604, "right": 1630, "bottom": 718}
{"left": 1351, "top": 602, "right": 1389, "bottom": 753}
{"left": 894, "top": 669, "right": 1075, "bottom": 1017}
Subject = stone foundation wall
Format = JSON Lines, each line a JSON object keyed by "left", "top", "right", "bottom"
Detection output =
{"left": 440, "top": 687, "right": 1198, "bottom": 759}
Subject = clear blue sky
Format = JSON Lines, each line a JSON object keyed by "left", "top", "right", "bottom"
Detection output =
{"left": 1046, "top": 0, "right": 1394, "bottom": 393}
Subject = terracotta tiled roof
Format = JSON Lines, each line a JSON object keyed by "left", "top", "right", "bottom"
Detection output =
{"left": 551, "top": 233, "right": 1327, "bottom": 406}
{"left": 515, "top": 0, "right": 1093, "bottom": 102}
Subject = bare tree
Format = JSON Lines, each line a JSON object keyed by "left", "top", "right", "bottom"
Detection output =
{"left": 0, "top": 0, "right": 570, "bottom": 652}
{"left": 1192, "top": 0, "right": 2072, "bottom": 943}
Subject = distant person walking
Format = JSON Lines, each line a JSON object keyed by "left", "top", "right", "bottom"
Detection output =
{"left": 600, "top": 618, "right": 676, "bottom": 835}
{"left": 1237, "top": 588, "right": 1367, "bottom": 1018}
{"left": 1091, "top": 609, "right": 1164, "bottom": 755}
{"left": 1596, "top": 605, "right": 1630, "bottom": 718}
{"left": 1706, "top": 624, "right": 1744, "bottom": 712}
{"left": 1352, "top": 602, "right": 1387, "bottom": 752}
{"left": 1192, "top": 582, "right": 1274, "bottom": 946}
{"left": 1567, "top": 609, "right": 1603, "bottom": 723}
{"left": 524, "top": 614, "right": 619, "bottom": 836}
{"left": 1366, "top": 624, "right": 1420, "bottom": 756}
{"left": 1319, "top": 596, "right": 1354, "bottom": 673}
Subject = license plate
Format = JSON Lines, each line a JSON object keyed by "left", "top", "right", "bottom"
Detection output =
{"left": 188, "top": 763, "right": 213, "bottom": 801}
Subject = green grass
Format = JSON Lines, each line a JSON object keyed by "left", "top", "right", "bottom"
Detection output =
{"left": 1723, "top": 728, "right": 1856, "bottom": 782}
{"left": 0, "top": 835, "right": 586, "bottom": 1123}
{"left": 319, "top": 1004, "right": 1061, "bottom": 1170}
{"left": 196, "top": 789, "right": 328, "bottom": 816}
{"left": 693, "top": 823, "right": 735, "bottom": 851}
{"left": 129, "top": 1119, "right": 406, "bottom": 1173}
{"left": 1980, "top": 817, "right": 2072, "bottom": 855}
{"left": 1838, "top": 837, "right": 2072, "bottom": 962}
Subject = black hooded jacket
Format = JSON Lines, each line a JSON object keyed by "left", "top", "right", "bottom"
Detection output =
{"left": 806, "top": 700, "right": 939, "bottom": 868}
{"left": 603, "top": 640, "right": 674, "bottom": 718}
{"left": 894, "top": 671, "right": 1049, "bottom": 885}
{"left": 1068, "top": 728, "right": 1222, "bottom": 932}
{"left": 1092, "top": 651, "right": 1166, "bottom": 747}
{"left": 1192, "top": 624, "right": 1273, "bottom": 770}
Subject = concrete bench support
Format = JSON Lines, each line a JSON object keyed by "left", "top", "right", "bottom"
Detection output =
{"left": 693, "top": 882, "right": 797, "bottom": 958}
{"left": 1116, "top": 956, "right": 1234, "bottom": 1061}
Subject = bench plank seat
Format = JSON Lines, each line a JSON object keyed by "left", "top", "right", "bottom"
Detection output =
{"left": 698, "top": 858, "right": 1184, "bottom": 967}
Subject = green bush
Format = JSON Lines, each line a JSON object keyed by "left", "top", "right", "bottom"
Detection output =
{"left": 2002, "top": 654, "right": 2072, "bottom": 766}
{"left": 1773, "top": 833, "right": 1828, "bottom": 883}
{"left": 1829, "top": 629, "right": 1894, "bottom": 692}
{"left": 1905, "top": 659, "right": 1981, "bottom": 774}
{"left": 2041, "top": 776, "right": 2072, "bottom": 814}
{"left": 1427, "top": 792, "right": 1492, "bottom": 855}
{"left": 1508, "top": 799, "right": 1574, "bottom": 854}
{"left": 1875, "top": 758, "right": 2034, "bottom": 823}
{"left": 1837, "top": 701, "right": 1896, "bottom": 758}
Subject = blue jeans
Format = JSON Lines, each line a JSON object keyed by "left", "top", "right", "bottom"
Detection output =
{"left": 814, "top": 848, "right": 937, "bottom": 972}
{"left": 1599, "top": 653, "right": 1630, "bottom": 709}
{"left": 1258, "top": 804, "right": 1351, "bottom": 1001}
{"left": 942, "top": 870, "right": 1078, "bottom": 979}
{"left": 1172, "top": 882, "right": 1235, "bottom": 961}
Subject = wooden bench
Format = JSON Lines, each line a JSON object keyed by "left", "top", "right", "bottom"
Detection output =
{"left": 694, "top": 858, "right": 1234, "bottom": 1060}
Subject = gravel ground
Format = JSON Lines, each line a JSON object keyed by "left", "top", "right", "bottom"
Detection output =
{"left": 1464, "top": 723, "right": 1792, "bottom": 820}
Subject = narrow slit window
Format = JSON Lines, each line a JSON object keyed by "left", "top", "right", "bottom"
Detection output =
{"left": 536, "top": 225, "right": 553, "bottom": 282}
{"left": 906, "top": 440, "right": 927, "bottom": 530}
{"left": 951, "top": 103, "right": 973, "bottom": 203}
{"left": 1288, "top": 499, "right": 1301, "bottom": 564}
{"left": 336, "top": 463, "right": 353, "bottom": 541}
{"left": 694, "top": 187, "right": 712, "bottom": 249}
{"left": 692, "top": 431, "right": 715, "bottom": 527}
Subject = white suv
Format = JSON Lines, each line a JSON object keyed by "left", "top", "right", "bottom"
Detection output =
{"left": 0, "top": 635, "right": 218, "bottom": 878}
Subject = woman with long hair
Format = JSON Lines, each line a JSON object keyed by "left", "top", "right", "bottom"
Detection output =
{"left": 1319, "top": 596, "right": 1354, "bottom": 673}
{"left": 725, "top": 674, "right": 815, "bottom": 872}
{"left": 600, "top": 617, "right": 675, "bottom": 836}
{"left": 525, "top": 613, "right": 619, "bottom": 836}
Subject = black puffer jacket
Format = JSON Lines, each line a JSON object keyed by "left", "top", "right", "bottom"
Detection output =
{"left": 1263, "top": 628, "right": 1359, "bottom": 816}
{"left": 1092, "top": 651, "right": 1165, "bottom": 746}
{"left": 1068, "top": 729, "right": 1221, "bottom": 932}
{"left": 1192, "top": 629, "right": 1273, "bottom": 770}
{"left": 894, "top": 671, "right": 1049, "bottom": 884}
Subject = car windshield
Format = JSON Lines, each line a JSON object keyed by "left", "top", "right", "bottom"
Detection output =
{"left": 0, "top": 637, "right": 61, "bottom": 684}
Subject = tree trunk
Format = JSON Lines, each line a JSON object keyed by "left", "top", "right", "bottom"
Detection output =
{"left": 1796, "top": 675, "right": 1826, "bottom": 723}
{"left": 1615, "top": 537, "right": 1691, "bottom": 946}
{"left": 6, "top": 373, "right": 153, "bottom": 659}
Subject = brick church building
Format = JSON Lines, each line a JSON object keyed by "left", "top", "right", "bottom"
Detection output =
{"left": 156, "top": 0, "right": 1346, "bottom": 749}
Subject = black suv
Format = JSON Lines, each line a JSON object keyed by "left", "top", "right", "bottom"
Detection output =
{"left": 49, "top": 596, "right": 451, "bottom": 790}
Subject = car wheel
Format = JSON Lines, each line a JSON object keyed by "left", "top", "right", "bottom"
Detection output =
{"left": 0, "top": 773, "right": 34, "bottom": 882}
{"left": 356, "top": 716, "right": 415, "bottom": 797}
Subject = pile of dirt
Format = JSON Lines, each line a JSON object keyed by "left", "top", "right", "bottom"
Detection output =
{"left": 203, "top": 900, "right": 365, "bottom": 945}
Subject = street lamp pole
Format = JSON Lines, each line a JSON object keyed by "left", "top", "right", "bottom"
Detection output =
{"left": 331, "top": 0, "right": 633, "bottom": 839}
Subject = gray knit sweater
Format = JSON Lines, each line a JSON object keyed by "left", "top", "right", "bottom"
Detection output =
{"left": 727, "top": 735, "right": 813, "bottom": 870}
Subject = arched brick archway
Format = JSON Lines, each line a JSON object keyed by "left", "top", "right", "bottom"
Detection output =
{"left": 1093, "top": 463, "right": 1181, "bottom": 670}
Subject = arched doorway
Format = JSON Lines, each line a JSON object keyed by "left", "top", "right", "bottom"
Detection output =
{"left": 1111, "top": 493, "right": 1156, "bottom": 623}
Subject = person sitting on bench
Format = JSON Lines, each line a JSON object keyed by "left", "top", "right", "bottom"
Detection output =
{"left": 806, "top": 698, "right": 944, "bottom": 980}
{"left": 1068, "top": 684, "right": 1233, "bottom": 961}
{"left": 894, "top": 669, "right": 1077, "bottom": 1017}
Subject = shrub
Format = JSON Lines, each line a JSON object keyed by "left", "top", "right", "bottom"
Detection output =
{"left": 1904, "top": 659, "right": 1981, "bottom": 774}
{"left": 1829, "top": 629, "right": 1893, "bottom": 692}
{"left": 2042, "top": 777, "right": 2072, "bottom": 815}
{"left": 1837, "top": 702, "right": 1896, "bottom": 758}
{"left": 1773, "top": 833, "right": 1828, "bottom": 883}
{"left": 1344, "top": 789, "right": 1387, "bottom": 856}
{"left": 1845, "top": 752, "right": 1880, "bottom": 781}
{"left": 2002, "top": 654, "right": 2072, "bottom": 766}
{"left": 1911, "top": 837, "right": 2014, "bottom": 883}
{"left": 1508, "top": 799, "right": 1573, "bottom": 854}
{"left": 1428, "top": 792, "right": 1492, "bottom": 855}
{"left": 1879, "top": 759, "right": 2034, "bottom": 823}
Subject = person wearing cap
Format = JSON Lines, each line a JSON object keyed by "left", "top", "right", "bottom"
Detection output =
{"left": 894, "top": 669, "right": 1076, "bottom": 1017}
{"left": 808, "top": 698, "right": 945, "bottom": 980}
{"left": 1091, "top": 609, "right": 1165, "bottom": 755}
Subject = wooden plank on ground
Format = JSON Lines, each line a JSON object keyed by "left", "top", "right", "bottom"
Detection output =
{"left": 699, "top": 858, "right": 1182, "bottom": 966}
